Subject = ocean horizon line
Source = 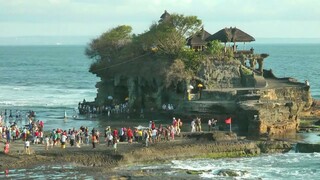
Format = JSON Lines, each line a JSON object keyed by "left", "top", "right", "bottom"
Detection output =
{"left": 0, "top": 36, "right": 319, "bottom": 46}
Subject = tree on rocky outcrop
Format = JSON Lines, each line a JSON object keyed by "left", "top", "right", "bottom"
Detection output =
{"left": 85, "top": 12, "right": 207, "bottom": 109}
{"left": 140, "top": 13, "right": 204, "bottom": 88}
{"left": 85, "top": 25, "right": 133, "bottom": 70}
{"left": 139, "top": 13, "right": 202, "bottom": 57}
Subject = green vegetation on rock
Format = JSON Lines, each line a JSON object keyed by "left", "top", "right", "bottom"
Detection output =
{"left": 84, "top": 12, "right": 228, "bottom": 92}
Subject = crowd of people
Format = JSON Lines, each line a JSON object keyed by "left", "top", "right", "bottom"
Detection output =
{"left": 78, "top": 99, "right": 130, "bottom": 118}
{"left": 1, "top": 110, "right": 220, "bottom": 155}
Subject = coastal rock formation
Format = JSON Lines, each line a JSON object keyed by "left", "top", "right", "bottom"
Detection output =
{"left": 257, "top": 140, "right": 292, "bottom": 153}
{"left": 295, "top": 142, "right": 320, "bottom": 153}
{"left": 90, "top": 58, "right": 312, "bottom": 137}
{"left": 85, "top": 11, "right": 312, "bottom": 137}
{"left": 198, "top": 60, "right": 243, "bottom": 89}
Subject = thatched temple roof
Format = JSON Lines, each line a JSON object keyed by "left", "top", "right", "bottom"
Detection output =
{"left": 206, "top": 27, "right": 255, "bottom": 43}
{"left": 159, "top": 10, "right": 171, "bottom": 23}
{"left": 187, "top": 27, "right": 211, "bottom": 46}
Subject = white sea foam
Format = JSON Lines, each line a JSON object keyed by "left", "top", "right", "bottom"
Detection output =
{"left": 168, "top": 153, "right": 320, "bottom": 179}
{"left": 0, "top": 84, "right": 96, "bottom": 107}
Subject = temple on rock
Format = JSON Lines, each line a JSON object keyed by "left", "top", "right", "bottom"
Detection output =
{"left": 83, "top": 10, "right": 313, "bottom": 138}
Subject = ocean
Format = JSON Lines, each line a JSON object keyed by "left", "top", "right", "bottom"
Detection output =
{"left": 0, "top": 45, "right": 100, "bottom": 130}
{"left": 0, "top": 44, "right": 320, "bottom": 179}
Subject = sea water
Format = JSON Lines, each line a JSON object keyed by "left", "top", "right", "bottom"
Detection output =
{"left": 0, "top": 45, "right": 100, "bottom": 130}
{"left": 1, "top": 44, "right": 320, "bottom": 179}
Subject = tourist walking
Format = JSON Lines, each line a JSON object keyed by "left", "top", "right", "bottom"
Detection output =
{"left": 70, "top": 132, "right": 75, "bottom": 146}
{"left": 91, "top": 128, "right": 97, "bottom": 149}
{"left": 113, "top": 135, "right": 118, "bottom": 152}
{"left": 170, "top": 125, "right": 175, "bottom": 140}
{"left": 127, "top": 127, "right": 133, "bottom": 143}
{"left": 107, "top": 133, "right": 113, "bottom": 147}
{"left": 84, "top": 131, "right": 89, "bottom": 145}
{"left": 191, "top": 119, "right": 195, "bottom": 132}
{"left": 177, "top": 118, "right": 182, "bottom": 135}
{"left": 61, "top": 132, "right": 67, "bottom": 149}
{"left": 212, "top": 119, "right": 217, "bottom": 130}
{"left": 208, "top": 119, "right": 212, "bottom": 131}
{"left": 144, "top": 130, "right": 149, "bottom": 147}
{"left": 195, "top": 117, "right": 202, "bottom": 132}
{"left": 44, "top": 135, "right": 49, "bottom": 150}
{"left": 25, "top": 140, "right": 30, "bottom": 155}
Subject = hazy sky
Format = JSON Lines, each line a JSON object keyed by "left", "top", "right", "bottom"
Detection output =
{"left": 1, "top": 0, "right": 320, "bottom": 42}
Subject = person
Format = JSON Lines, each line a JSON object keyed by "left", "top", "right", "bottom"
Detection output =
{"left": 151, "top": 121, "right": 156, "bottom": 130}
{"left": 162, "top": 104, "right": 166, "bottom": 110}
{"left": 198, "top": 118, "right": 202, "bottom": 132}
{"left": 25, "top": 140, "right": 30, "bottom": 155}
{"left": 84, "top": 130, "right": 89, "bottom": 145}
{"left": 170, "top": 125, "right": 175, "bottom": 140}
{"left": 144, "top": 130, "right": 149, "bottom": 147}
{"left": 4, "top": 142, "right": 9, "bottom": 154}
{"left": 151, "top": 128, "right": 157, "bottom": 143}
{"left": 92, "top": 133, "right": 97, "bottom": 149}
{"left": 44, "top": 135, "right": 49, "bottom": 150}
{"left": 208, "top": 119, "right": 212, "bottom": 131}
{"left": 305, "top": 80, "right": 310, "bottom": 87}
{"left": 113, "top": 135, "right": 118, "bottom": 152}
{"left": 195, "top": 117, "right": 202, "bottom": 132}
{"left": 212, "top": 119, "right": 217, "bottom": 130}
{"left": 61, "top": 132, "right": 67, "bottom": 149}
{"left": 70, "top": 132, "right": 75, "bottom": 147}
{"left": 107, "top": 133, "right": 113, "bottom": 147}
{"left": 127, "top": 127, "right": 133, "bottom": 144}
{"left": 172, "top": 118, "right": 177, "bottom": 133}
{"left": 191, "top": 119, "right": 195, "bottom": 132}
{"left": 92, "top": 134, "right": 97, "bottom": 149}
{"left": 137, "top": 129, "right": 143, "bottom": 142}
{"left": 176, "top": 118, "right": 182, "bottom": 135}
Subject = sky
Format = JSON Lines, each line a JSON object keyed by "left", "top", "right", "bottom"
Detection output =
{"left": 1, "top": 0, "right": 320, "bottom": 45}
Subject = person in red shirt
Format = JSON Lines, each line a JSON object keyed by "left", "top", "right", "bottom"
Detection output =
{"left": 39, "top": 120, "right": 44, "bottom": 128}
{"left": 113, "top": 129, "right": 118, "bottom": 141}
{"left": 127, "top": 127, "right": 133, "bottom": 143}
{"left": 151, "top": 121, "right": 156, "bottom": 130}
{"left": 112, "top": 128, "right": 119, "bottom": 152}
{"left": 34, "top": 130, "right": 39, "bottom": 144}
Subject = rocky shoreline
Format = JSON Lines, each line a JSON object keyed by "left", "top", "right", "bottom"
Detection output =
{"left": 0, "top": 131, "right": 294, "bottom": 178}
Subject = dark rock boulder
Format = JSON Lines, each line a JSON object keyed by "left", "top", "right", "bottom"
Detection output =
{"left": 216, "top": 169, "right": 248, "bottom": 177}
{"left": 295, "top": 142, "right": 320, "bottom": 153}
{"left": 257, "top": 140, "right": 292, "bottom": 153}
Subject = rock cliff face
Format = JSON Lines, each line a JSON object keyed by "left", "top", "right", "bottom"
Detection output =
{"left": 198, "top": 60, "right": 244, "bottom": 89}
{"left": 242, "top": 86, "right": 312, "bottom": 136}
{"left": 177, "top": 85, "right": 312, "bottom": 136}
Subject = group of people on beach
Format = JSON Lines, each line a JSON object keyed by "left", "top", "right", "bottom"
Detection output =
{"left": 0, "top": 110, "right": 43, "bottom": 154}
{"left": 1, "top": 109, "right": 221, "bottom": 155}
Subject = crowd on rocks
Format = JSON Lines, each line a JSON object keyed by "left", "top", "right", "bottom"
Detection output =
{"left": 1, "top": 111, "right": 220, "bottom": 155}
{"left": 78, "top": 99, "right": 129, "bottom": 117}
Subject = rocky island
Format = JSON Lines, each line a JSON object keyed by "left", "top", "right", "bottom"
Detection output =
{"left": 84, "top": 10, "right": 313, "bottom": 137}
